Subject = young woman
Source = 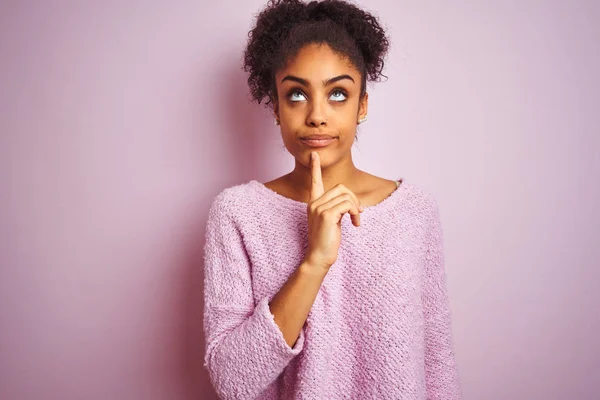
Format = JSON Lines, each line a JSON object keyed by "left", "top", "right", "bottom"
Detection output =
{"left": 203, "top": 0, "right": 461, "bottom": 398}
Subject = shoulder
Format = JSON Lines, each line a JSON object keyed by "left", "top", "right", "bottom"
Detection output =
{"left": 398, "top": 181, "right": 441, "bottom": 223}
{"left": 359, "top": 172, "right": 437, "bottom": 212}
{"left": 207, "top": 181, "right": 259, "bottom": 221}
{"left": 405, "top": 182, "right": 438, "bottom": 207}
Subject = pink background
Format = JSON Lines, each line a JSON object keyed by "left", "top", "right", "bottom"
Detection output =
{"left": 1, "top": 1, "right": 598, "bottom": 399}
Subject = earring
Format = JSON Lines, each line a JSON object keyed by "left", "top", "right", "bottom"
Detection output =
{"left": 274, "top": 118, "right": 280, "bottom": 126}
{"left": 358, "top": 116, "right": 368, "bottom": 124}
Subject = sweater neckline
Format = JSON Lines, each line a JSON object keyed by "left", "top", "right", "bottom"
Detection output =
{"left": 249, "top": 179, "right": 407, "bottom": 214}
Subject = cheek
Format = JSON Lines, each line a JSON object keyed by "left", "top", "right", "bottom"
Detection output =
{"left": 279, "top": 129, "right": 299, "bottom": 152}
{"left": 279, "top": 103, "right": 304, "bottom": 123}
{"left": 335, "top": 107, "right": 359, "bottom": 134}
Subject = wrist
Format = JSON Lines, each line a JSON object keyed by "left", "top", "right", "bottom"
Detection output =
{"left": 298, "top": 260, "right": 329, "bottom": 281}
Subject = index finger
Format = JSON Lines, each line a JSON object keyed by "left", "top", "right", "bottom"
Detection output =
{"left": 310, "top": 151, "right": 324, "bottom": 201}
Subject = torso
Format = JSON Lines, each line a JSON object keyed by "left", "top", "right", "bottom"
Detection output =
{"left": 263, "top": 173, "right": 403, "bottom": 207}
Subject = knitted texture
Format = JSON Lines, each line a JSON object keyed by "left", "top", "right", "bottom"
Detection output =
{"left": 203, "top": 179, "right": 461, "bottom": 399}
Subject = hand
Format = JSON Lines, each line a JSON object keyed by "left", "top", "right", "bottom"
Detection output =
{"left": 303, "top": 151, "right": 364, "bottom": 271}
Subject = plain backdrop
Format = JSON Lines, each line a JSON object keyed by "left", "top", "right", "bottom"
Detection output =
{"left": 1, "top": 1, "right": 599, "bottom": 399}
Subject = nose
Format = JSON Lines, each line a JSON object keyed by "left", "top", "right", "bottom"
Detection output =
{"left": 306, "top": 99, "right": 327, "bottom": 127}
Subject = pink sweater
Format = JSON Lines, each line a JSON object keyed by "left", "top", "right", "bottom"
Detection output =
{"left": 203, "top": 179, "right": 461, "bottom": 399}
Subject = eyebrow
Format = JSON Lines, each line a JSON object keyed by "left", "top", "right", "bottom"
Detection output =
{"left": 280, "top": 74, "right": 355, "bottom": 86}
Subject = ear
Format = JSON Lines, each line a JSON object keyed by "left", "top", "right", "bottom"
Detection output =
{"left": 358, "top": 92, "right": 369, "bottom": 120}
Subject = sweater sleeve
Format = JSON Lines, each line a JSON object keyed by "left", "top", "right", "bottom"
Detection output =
{"left": 422, "top": 199, "right": 462, "bottom": 399}
{"left": 202, "top": 193, "right": 306, "bottom": 400}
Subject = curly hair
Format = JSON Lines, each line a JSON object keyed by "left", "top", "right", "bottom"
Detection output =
{"left": 243, "top": 0, "right": 390, "bottom": 108}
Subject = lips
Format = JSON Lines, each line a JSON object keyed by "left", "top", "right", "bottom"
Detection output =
{"left": 300, "top": 136, "right": 337, "bottom": 148}
{"left": 301, "top": 135, "right": 336, "bottom": 140}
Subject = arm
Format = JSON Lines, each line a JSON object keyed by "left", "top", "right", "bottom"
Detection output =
{"left": 422, "top": 199, "right": 462, "bottom": 399}
{"left": 269, "top": 261, "right": 326, "bottom": 347}
{"left": 203, "top": 196, "right": 309, "bottom": 400}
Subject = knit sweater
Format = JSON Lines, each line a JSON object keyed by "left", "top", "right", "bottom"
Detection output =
{"left": 202, "top": 179, "right": 461, "bottom": 399}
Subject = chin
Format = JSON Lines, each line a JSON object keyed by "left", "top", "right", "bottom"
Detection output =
{"left": 302, "top": 149, "right": 330, "bottom": 167}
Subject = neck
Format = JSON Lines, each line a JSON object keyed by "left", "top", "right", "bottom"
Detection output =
{"left": 286, "top": 152, "right": 364, "bottom": 201}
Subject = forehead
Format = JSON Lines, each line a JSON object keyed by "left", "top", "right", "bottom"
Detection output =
{"left": 275, "top": 43, "right": 360, "bottom": 84}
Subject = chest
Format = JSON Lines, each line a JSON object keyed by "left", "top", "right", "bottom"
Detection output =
{"left": 242, "top": 209, "right": 429, "bottom": 307}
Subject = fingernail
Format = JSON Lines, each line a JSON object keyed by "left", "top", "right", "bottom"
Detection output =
{"left": 310, "top": 152, "right": 315, "bottom": 160}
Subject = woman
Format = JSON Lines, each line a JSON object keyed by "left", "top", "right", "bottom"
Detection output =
{"left": 203, "top": 0, "right": 461, "bottom": 398}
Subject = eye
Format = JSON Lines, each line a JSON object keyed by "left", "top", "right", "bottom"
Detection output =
{"left": 289, "top": 89, "right": 307, "bottom": 102}
{"left": 330, "top": 89, "right": 347, "bottom": 102}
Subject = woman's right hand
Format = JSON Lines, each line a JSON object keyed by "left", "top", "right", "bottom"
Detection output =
{"left": 304, "top": 151, "right": 364, "bottom": 272}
